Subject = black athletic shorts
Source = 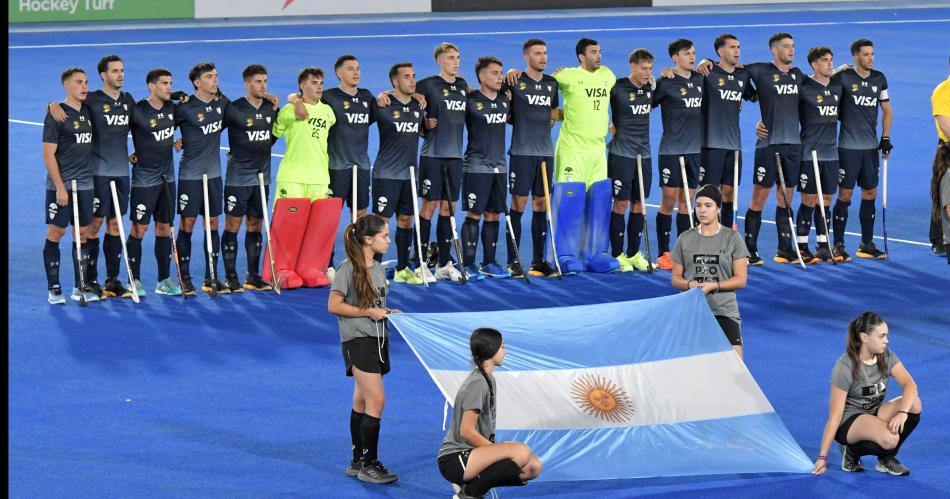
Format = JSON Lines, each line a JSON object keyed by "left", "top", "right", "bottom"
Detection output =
{"left": 608, "top": 153, "right": 652, "bottom": 201}
{"left": 838, "top": 148, "right": 880, "bottom": 191}
{"left": 658, "top": 153, "right": 701, "bottom": 189}
{"left": 178, "top": 177, "right": 223, "bottom": 218}
{"left": 700, "top": 148, "right": 742, "bottom": 187}
{"left": 508, "top": 155, "right": 554, "bottom": 198}
{"left": 45, "top": 188, "right": 94, "bottom": 227}
{"left": 419, "top": 156, "right": 463, "bottom": 202}
{"left": 328, "top": 167, "right": 371, "bottom": 211}
{"left": 224, "top": 184, "right": 268, "bottom": 219}
{"left": 752, "top": 144, "right": 801, "bottom": 188}
{"left": 372, "top": 178, "right": 414, "bottom": 219}
{"left": 93, "top": 175, "right": 130, "bottom": 218}
{"left": 438, "top": 450, "right": 472, "bottom": 485}
{"left": 715, "top": 315, "right": 742, "bottom": 346}
{"left": 835, "top": 412, "right": 873, "bottom": 445}
{"left": 342, "top": 336, "right": 390, "bottom": 377}
{"left": 130, "top": 182, "right": 176, "bottom": 225}
{"left": 799, "top": 160, "right": 839, "bottom": 195}
{"left": 462, "top": 172, "right": 507, "bottom": 215}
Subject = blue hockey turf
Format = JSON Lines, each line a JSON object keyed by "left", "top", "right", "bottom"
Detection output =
{"left": 8, "top": 2, "right": 950, "bottom": 497}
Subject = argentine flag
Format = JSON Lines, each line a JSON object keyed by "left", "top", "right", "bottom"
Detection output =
{"left": 388, "top": 289, "right": 813, "bottom": 482}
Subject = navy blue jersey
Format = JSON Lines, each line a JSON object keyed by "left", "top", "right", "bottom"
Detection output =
{"left": 608, "top": 77, "right": 652, "bottom": 159}
{"left": 506, "top": 72, "right": 559, "bottom": 156}
{"left": 745, "top": 63, "right": 805, "bottom": 147}
{"left": 653, "top": 71, "right": 705, "bottom": 155}
{"left": 464, "top": 90, "right": 509, "bottom": 174}
{"left": 130, "top": 99, "right": 176, "bottom": 188}
{"left": 417, "top": 75, "right": 469, "bottom": 159}
{"left": 86, "top": 89, "right": 135, "bottom": 177}
{"left": 322, "top": 87, "right": 376, "bottom": 170}
{"left": 373, "top": 98, "right": 425, "bottom": 180}
{"left": 702, "top": 65, "right": 755, "bottom": 150}
{"left": 42, "top": 103, "right": 93, "bottom": 190}
{"left": 223, "top": 97, "right": 277, "bottom": 186}
{"left": 176, "top": 93, "right": 229, "bottom": 180}
{"left": 832, "top": 68, "right": 889, "bottom": 149}
{"left": 799, "top": 77, "right": 842, "bottom": 161}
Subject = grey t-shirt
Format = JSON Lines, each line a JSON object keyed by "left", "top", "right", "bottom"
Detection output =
{"left": 671, "top": 227, "right": 749, "bottom": 320}
{"left": 940, "top": 171, "right": 950, "bottom": 245}
{"left": 831, "top": 349, "right": 901, "bottom": 423}
{"left": 330, "top": 259, "right": 389, "bottom": 342}
{"left": 439, "top": 369, "right": 496, "bottom": 458}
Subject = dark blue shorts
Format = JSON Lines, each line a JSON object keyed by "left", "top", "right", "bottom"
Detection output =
{"left": 752, "top": 144, "right": 801, "bottom": 188}
{"left": 838, "top": 148, "right": 880, "bottom": 190}
{"left": 45, "top": 188, "right": 94, "bottom": 227}
{"left": 224, "top": 184, "right": 268, "bottom": 219}
{"left": 658, "top": 153, "right": 701, "bottom": 189}
{"left": 130, "top": 182, "right": 176, "bottom": 225}
{"left": 508, "top": 154, "right": 554, "bottom": 198}
{"left": 93, "top": 175, "right": 130, "bottom": 218}
{"left": 328, "top": 167, "right": 371, "bottom": 210}
{"left": 372, "top": 178, "right": 414, "bottom": 218}
{"left": 799, "top": 160, "right": 839, "bottom": 195}
{"left": 462, "top": 172, "right": 507, "bottom": 215}
{"left": 177, "top": 177, "right": 223, "bottom": 218}
{"left": 419, "top": 156, "right": 463, "bottom": 202}
{"left": 608, "top": 153, "right": 652, "bottom": 201}
{"left": 700, "top": 148, "right": 742, "bottom": 187}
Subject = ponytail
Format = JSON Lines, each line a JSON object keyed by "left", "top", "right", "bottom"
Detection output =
{"left": 931, "top": 143, "right": 950, "bottom": 222}
{"left": 470, "top": 328, "right": 503, "bottom": 407}
{"left": 845, "top": 311, "right": 888, "bottom": 379}
{"left": 343, "top": 214, "right": 387, "bottom": 310}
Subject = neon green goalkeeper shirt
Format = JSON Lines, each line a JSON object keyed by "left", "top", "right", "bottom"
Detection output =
{"left": 272, "top": 100, "right": 336, "bottom": 184}
{"left": 554, "top": 65, "right": 617, "bottom": 152}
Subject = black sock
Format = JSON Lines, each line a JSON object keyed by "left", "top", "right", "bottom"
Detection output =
{"left": 676, "top": 213, "right": 691, "bottom": 237}
{"left": 360, "top": 414, "right": 381, "bottom": 464}
{"left": 396, "top": 227, "right": 412, "bottom": 270}
{"left": 43, "top": 239, "right": 61, "bottom": 289}
{"left": 103, "top": 234, "right": 121, "bottom": 280}
{"left": 245, "top": 231, "right": 262, "bottom": 275}
{"left": 203, "top": 229, "right": 220, "bottom": 279}
{"left": 177, "top": 230, "right": 192, "bottom": 278}
{"left": 507, "top": 209, "right": 523, "bottom": 264}
{"left": 71, "top": 243, "right": 90, "bottom": 289}
{"left": 814, "top": 206, "right": 831, "bottom": 248}
{"left": 86, "top": 237, "right": 100, "bottom": 282}
{"left": 221, "top": 230, "right": 238, "bottom": 277}
{"left": 127, "top": 235, "right": 143, "bottom": 280}
{"left": 464, "top": 458, "right": 526, "bottom": 496}
{"left": 657, "top": 213, "right": 672, "bottom": 253}
{"left": 610, "top": 212, "right": 625, "bottom": 257}
{"left": 155, "top": 236, "right": 171, "bottom": 281}
{"left": 744, "top": 209, "right": 762, "bottom": 253}
{"left": 482, "top": 220, "right": 499, "bottom": 264}
{"left": 833, "top": 199, "right": 850, "bottom": 246}
{"left": 721, "top": 201, "right": 735, "bottom": 228}
{"left": 775, "top": 205, "right": 793, "bottom": 251}
{"left": 350, "top": 410, "right": 364, "bottom": 462}
{"left": 420, "top": 217, "right": 432, "bottom": 248}
{"left": 796, "top": 204, "right": 814, "bottom": 245}
{"left": 888, "top": 412, "right": 920, "bottom": 457}
{"left": 461, "top": 218, "right": 479, "bottom": 267}
{"left": 80, "top": 240, "right": 94, "bottom": 285}
{"left": 531, "top": 211, "right": 546, "bottom": 263}
{"left": 437, "top": 216, "right": 452, "bottom": 266}
{"left": 627, "top": 213, "right": 644, "bottom": 257}
{"left": 850, "top": 440, "right": 890, "bottom": 458}
{"left": 859, "top": 198, "right": 875, "bottom": 245}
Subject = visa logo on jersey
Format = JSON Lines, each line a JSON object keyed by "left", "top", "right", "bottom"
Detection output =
{"left": 346, "top": 113, "right": 369, "bottom": 124}
{"left": 74, "top": 133, "right": 92, "bottom": 144}
{"left": 445, "top": 100, "right": 466, "bottom": 111}
{"left": 152, "top": 127, "right": 174, "bottom": 141}
{"left": 775, "top": 85, "right": 798, "bottom": 95}
{"left": 684, "top": 98, "right": 702, "bottom": 108}
{"left": 105, "top": 114, "right": 129, "bottom": 126}
{"left": 201, "top": 121, "right": 222, "bottom": 135}
{"left": 395, "top": 122, "right": 419, "bottom": 133}
{"left": 718, "top": 89, "right": 743, "bottom": 102}
{"left": 586, "top": 88, "right": 608, "bottom": 98}
{"left": 629, "top": 104, "right": 651, "bottom": 115}
{"left": 527, "top": 94, "right": 551, "bottom": 106}
{"left": 484, "top": 113, "right": 507, "bottom": 124}
{"left": 818, "top": 106, "right": 838, "bottom": 117}
{"left": 853, "top": 95, "right": 878, "bottom": 107}
{"left": 246, "top": 130, "right": 271, "bottom": 141}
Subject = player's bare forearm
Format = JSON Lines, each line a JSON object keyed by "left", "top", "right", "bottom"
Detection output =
{"left": 42, "top": 144, "right": 65, "bottom": 191}
{"left": 881, "top": 102, "right": 893, "bottom": 136}
{"left": 937, "top": 116, "right": 950, "bottom": 140}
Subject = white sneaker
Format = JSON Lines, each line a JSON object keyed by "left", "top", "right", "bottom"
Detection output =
{"left": 415, "top": 265, "right": 437, "bottom": 284}
{"left": 435, "top": 262, "right": 463, "bottom": 282}
{"left": 326, "top": 266, "right": 336, "bottom": 284}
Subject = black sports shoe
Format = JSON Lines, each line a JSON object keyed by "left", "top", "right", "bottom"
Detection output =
{"left": 224, "top": 274, "right": 245, "bottom": 293}
{"left": 455, "top": 483, "right": 485, "bottom": 499}
{"left": 346, "top": 459, "right": 362, "bottom": 477}
{"left": 180, "top": 277, "right": 198, "bottom": 297}
{"left": 507, "top": 261, "right": 526, "bottom": 278}
{"left": 840, "top": 444, "right": 865, "bottom": 472}
{"left": 747, "top": 249, "right": 764, "bottom": 266}
{"left": 87, "top": 281, "right": 108, "bottom": 300}
{"left": 103, "top": 278, "right": 132, "bottom": 298}
{"left": 815, "top": 244, "right": 834, "bottom": 263}
{"left": 529, "top": 260, "right": 558, "bottom": 277}
{"left": 833, "top": 242, "right": 852, "bottom": 262}
{"left": 932, "top": 244, "right": 946, "bottom": 256}
{"left": 243, "top": 273, "right": 273, "bottom": 291}
{"left": 357, "top": 459, "right": 398, "bottom": 484}
{"left": 798, "top": 245, "right": 820, "bottom": 265}
{"left": 202, "top": 278, "right": 231, "bottom": 295}
{"left": 875, "top": 455, "right": 910, "bottom": 476}
{"left": 773, "top": 248, "right": 800, "bottom": 264}
{"left": 426, "top": 242, "right": 439, "bottom": 269}
{"left": 856, "top": 241, "right": 886, "bottom": 259}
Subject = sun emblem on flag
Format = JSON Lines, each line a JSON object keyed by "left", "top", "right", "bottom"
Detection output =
{"left": 343, "top": 100, "right": 350, "bottom": 109}
{"left": 570, "top": 374, "right": 634, "bottom": 423}
{"left": 772, "top": 74, "right": 780, "bottom": 82}
{"left": 679, "top": 87, "right": 687, "bottom": 96}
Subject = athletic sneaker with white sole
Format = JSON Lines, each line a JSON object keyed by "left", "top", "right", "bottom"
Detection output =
{"left": 415, "top": 265, "right": 437, "bottom": 284}
{"left": 155, "top": 277, "right": 183, "bottom": 296}
{"left": 627, "top": 251, "right": 650, "bottom": 272}
{"left": 435, "top": 262, "right": 464, "bottom": 282}
{"left": 479, "top": 262, "right": 510, "bottom": 278}
{"left": 394, "top": 267, "right": 424, "bottom": 285}
{"left": 615, "top": 255, "right": 633, "bottom": 272}
{"left": 875, "top": 456, "right": 910, "bottom": 476}
{"left": 48, "top": 286, "right": 66, "bottom": 305}
{"left": 70, "top": 286, "right": 100, "bottom": 302}
{"left": 463, "top": 264, "right": 486, "bottom": 281}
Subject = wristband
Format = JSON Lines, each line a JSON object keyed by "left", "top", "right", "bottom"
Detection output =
{"left": 687, "top": 280, "right": 695, "bottom": 289}
{"left": 715, "top": 282, "right": 721, "bottom": 293}
{"left": 898, "top": 410, "right": 909, "bottom": 415}
{"left": 817, "top": 455, "right": 827, "bottom": 461}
